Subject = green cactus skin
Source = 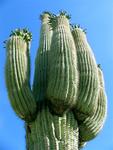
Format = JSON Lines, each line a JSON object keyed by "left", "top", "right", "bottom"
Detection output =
{"left": 78, "top": 67, "right": 107, "bottom": 142}
{"left": 25, "top": 103, "right": 79, "bottom": 150}
{"left": 33, "top": 12, "right": 53, "bottom": 102}
{"left": 5, "top": 31, "right": 37, "bottom": 122}
{"left": 46, "top": 14, "right": 78, "bottom": 115}
{"left": 5, "top": 12, "right": 107, "bottom": 150}
{"left": 72, "top": 27, "right": 99, "bottom": 117}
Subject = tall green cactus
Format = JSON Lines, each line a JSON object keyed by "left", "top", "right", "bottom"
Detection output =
{"left": 5, "top": 11, "right": 107, "bottom": 150}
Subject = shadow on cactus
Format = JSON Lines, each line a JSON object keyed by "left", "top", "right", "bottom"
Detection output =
{"left": 5, "top": 11, "right": 107, "bottom": 150}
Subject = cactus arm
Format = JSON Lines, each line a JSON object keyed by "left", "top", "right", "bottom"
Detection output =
{"left": 78, "top": 67, "right": 107, "bottom": 142}
{"left": 72, "top": 27, "right": 99, "bottom": 116}
{"left": 46, "top": 14, "right": 78, "bottom": 115}
{"left": 32, "top": 12, "right": 53, "bottom": 102}
{"left": 5, "top": 29, "right": 37, "bottom": 122}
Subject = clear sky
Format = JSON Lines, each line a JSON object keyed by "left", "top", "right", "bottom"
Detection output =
{"left": 0, "top": 0, "right": 113, "bottom": 150}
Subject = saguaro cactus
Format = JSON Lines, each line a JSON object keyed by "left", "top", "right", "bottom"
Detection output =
{"left": 5, "top": 11, "right": 107, "bottom": 150}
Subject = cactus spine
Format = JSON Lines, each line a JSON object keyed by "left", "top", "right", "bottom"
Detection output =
{"left": 5, "top": 11, "right": 107, "bottom": 150}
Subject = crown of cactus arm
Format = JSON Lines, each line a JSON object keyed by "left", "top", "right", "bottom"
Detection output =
{"left": 40, "top": 11, "right": 53, "bottom": 20}
{"left": 72, "top": 26, "right": 100, "bottom": 117}
{"left": 71, "top": 24, "right": 81, "bottom": 29}
{"left": 5, "top": 29, "right": 37, "bottom": 122}
{"left": 71, "top": 24, "right": 87, "bottom": 34}
{"left": 46, "top": 13, "right": 79, "bottom": 115}
{"left": 49, "top": 11, "right": 71, "bottom": 30}
{"left": 32, "top": 12, "right": 53, "bottom": 102}
{"left": 10, "top": 28, "right": 32, "bottom": 43}
{"left": 59, "top": 10, "right": 71, "bottom": 19}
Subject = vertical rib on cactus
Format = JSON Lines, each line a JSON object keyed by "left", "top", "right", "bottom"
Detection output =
{"left": 33, "top": 12, "right": 53, "bottom": 102}
{"left": 72, "top": 26, "right": 99, "bottom": 117}
{"left": 46, "top": 13, "right": 78, "bottom": 115}
{"left": 78, "top": 66, "right": 107, "bottom": 142}
{"left": 5, "top": 29, "right": 37, "bottom": 122}
{"left": 26, "top": 103, "right": 79, "bottom": 150}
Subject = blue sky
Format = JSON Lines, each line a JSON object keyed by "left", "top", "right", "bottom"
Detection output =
{"left": 0, "top": 0, "right": 113, "bottom": 150}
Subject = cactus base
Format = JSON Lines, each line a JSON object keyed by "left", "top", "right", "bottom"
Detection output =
{"left": 25, "top": 102, "right": 79, "bottom": 150}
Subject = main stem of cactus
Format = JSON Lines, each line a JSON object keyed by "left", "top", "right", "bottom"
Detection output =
{"left": 26, "top": 103, "right": 79, "bottom": 150}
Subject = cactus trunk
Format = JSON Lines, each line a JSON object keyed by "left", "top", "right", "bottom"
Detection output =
{"left": 26, "top": 103, "right": 79, "bottom": 150}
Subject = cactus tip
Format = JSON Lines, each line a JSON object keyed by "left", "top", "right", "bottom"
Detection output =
{"left": 40, "top": 11, "right": 52, "bottom": 20}
{"left": 71, "top": 24, "right": 87, "bottom": 34}
{"left": 59, "top": 10, "right": 71, "bottom": 19}
{"left": 9, "top": 28, "right": 32, "bottom": 43}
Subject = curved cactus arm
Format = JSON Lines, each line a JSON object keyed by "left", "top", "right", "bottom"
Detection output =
{"left": 46, "top": 13, "right": 78, "bottom": 115}
{"left": 5, "top": 29, "right": 37, "bottom": 122}
{"left": 72, "top": 26, "right": 99, "bottom": 116}
{"left": 32, "top": 12, "right": 53, "bottom": 102}
{"left": 78, "top": 67, "right": 107, "bottom": 142}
